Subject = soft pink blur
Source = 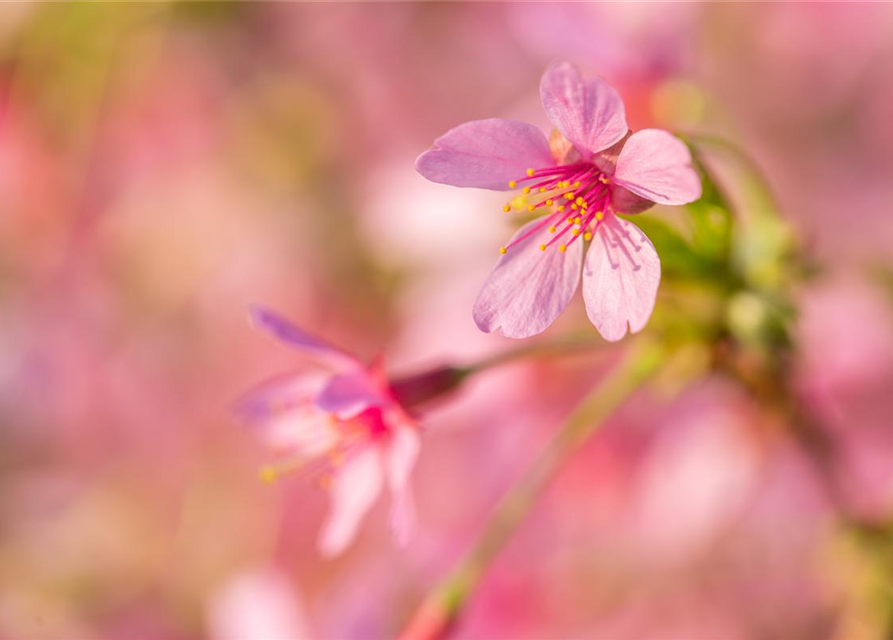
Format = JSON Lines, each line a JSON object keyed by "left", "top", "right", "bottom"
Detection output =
{"left": 1, "top": 4, "right": 892, "bottom": 639}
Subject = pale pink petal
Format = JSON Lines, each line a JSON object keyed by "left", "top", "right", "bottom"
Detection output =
{"left": 315, "top": 371, "right": 387, "bottom": 419}
{"left": 235, "top": 372, "right": 338, "bottom": 455}
{"left": 318, "top": 447, "right": 383, "bottom": 557}
{"left": 250, "top": 305, "right": 360, "bottom": 370}
{"left": 208, "top": 568, "right": 312, "bottom": 640}
{"left": 235, "top": 371, "right": 328, "bottom": 423}
{"left": 473, "top": 216, "right": 583, "bottom": 339}
{"left": 612, "top": 129, "right": 702, "bottom": 205}
{"left": 258, "top": 404, "right": 337, "bottom": 456}
{"left": 582, "top": 216, "right": 661, "bottom": 342}
{"left": 539, "top": 61, "right": 628, "bottom": 155}
{"left": 384, "top": 419, "right": 420, "bottom": 546}
{"left": 415, "top": 118, "right": 554, "bottom": 190}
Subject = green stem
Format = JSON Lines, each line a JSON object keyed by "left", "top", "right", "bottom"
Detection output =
{"left": 463, "top": 333, "right": 609, "bottom": 375}
{"left": 397, "top": 340, "right": 665, "bottom": 640}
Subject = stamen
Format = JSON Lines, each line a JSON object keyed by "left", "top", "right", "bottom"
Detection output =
{"left": 509, "top": 180, "right": 516, "bottom": 188}
{"left": 559, "top": 245, "right": 567, "bottom": 253}
{"left": 500, "top": 247, "right": 507, "bottom": 254}
{"left": 539, "top": 244, "right": 547, "bottom": 251}
{"left": 503, "top": 205, "right": 511, "bottom": 213}
{"left": 584, "top": 232, "right": 593, "bottom": 241}
{"left": 527, "top": 168, "right": 535, "bottom": 177}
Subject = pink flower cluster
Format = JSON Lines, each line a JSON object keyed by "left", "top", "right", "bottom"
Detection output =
{"left": 240, "top": 62, "right": 702, "bottom": 557}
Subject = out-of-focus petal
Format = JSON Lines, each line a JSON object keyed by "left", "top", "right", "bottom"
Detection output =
{"left": 473, "top": 216, "right": 583, "bottom": 339}
{"left": 235, "top": 371, "right": 328, "bottom": 422}
{"left": 415, "top": 118, "right": 554, "bottom": 190}
{"left": 249, "top": 305, "right": 360, "bottom": 370}
{"left": 612, "top": 129, "right": 702, "bottom": 205}
{"left": 315, "top": 371, "right": 388, "bottom": 419}
{"left": 235, "top": 372, "right": 338, "bottom": 454}
{"left": 207, "top": 568, "right": 313, "bottom": 640}
{"left": 539, "top": 61, "right": 628, "bottom": 155}
{"left": 385, "top": 420, "right": 420, "bottom": 546}
{"left": 582, "top": 216, "right": 661, "bottom": 342}
{"left": 318, "top": 447, "right": 384, "bottom": 557}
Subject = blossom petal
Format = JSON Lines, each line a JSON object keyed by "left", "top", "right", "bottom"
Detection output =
{"left": 235, "top": 371, "right": 328, "bottom": 423}
{"left": 249, "top": 305, "right": 359, "bottom": 370}
{"left": 582, "top": 216, "right": 661, "bottom": 342}
{"left": 318, "top": 447, "right": 383, "bottom": 557}
{"left": 235, "top": 373, "right": 338, "bottom": 455}
{"left": 415, "top": 118, "right": 554, "bottom": 190}
{"left": 315, "top": 371, "right": 387, "bottom": 419}
{"left": 385, "top": 419, "right": 420, "bottom": 546}
{"left": 473, "top": 216, "right": 583, "bottom": 339}
{"left": 613, "top": 129, "right": 702, "bottom": 205}
{"left": 539, "top": 61, "right": 627, "bottom": 155}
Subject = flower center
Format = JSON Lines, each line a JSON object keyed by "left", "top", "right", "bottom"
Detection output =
{"left": 258, "top": 408, "right": 385, "bottom": 485}
{"left": 500, "top": 163, "right": 613, "bottom": 254}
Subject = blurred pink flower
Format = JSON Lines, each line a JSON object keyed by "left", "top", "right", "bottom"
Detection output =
{"left": 237, "top": 306, "right": 421, "bottom": 557}
{"left": 207, "top": 567, "right": 312, "bottom": 640}
{"left": 416, "top": 62, "right": 701, "bottom": 341}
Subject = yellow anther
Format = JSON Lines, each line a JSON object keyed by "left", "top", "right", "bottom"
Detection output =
{"left": 558, "top": 205, "right": 565, "bottom": 212}
{"left": 539, "top": 187, "right": 546, "bottom": 193}
{"left": 575, "top": 197, "right": 584, "bottom": 206}
{"left": 499, "top": 247, "right": 507, "bottom": 254}
{"left": 595, "top": 211, "right": 605, "bottom": 220}
{"left": 548, "top": 226, "right": 557, "bottom": 233}
{"left": 584, "top": 232, "right": 593, "bottom": 241}
{"left": 574, "top": 216, "right": 582, "bottom": 224}
{"left": 566, "top": 217, "right": 574, "bottom": 224}
{"left": 546, "top": 199, "right": 553, "bottom": 206}
{"left": 582, "top": 201, "right": 588, "bottom": 209}
{"left": 503, "top": 205, "right": 511, "bottom": 213}
{"left": 598, "top": 175, "right": 610, "bottom": 184}
{"left": 570, "top": 203, "right": 578, "bottom": 210}
{"left": 509, "top": 180, "right": 517, "bottom": 188}
{"left": 259, "top": 466, "right": 279, "bottom": 484}
{"left": 527, "top": 204, "right": 535, "bottom": 212}
{"left": 539, "top": 244, "right": 547, "bottom": 251}
{"left": 572, "top": 228, "right": 581, "bottom": 236}
{"left": 564, "top": 192, "right": 575, "bottom": 200}
{"left": 527, "top": 168, "right": 535, "bottom": 177}
{"left": 559, "top": 244, "right": 567, "bottom": 253}
{"left": 523, "top": 186, "right": 531, "bottom": 194}
{"left": 574, "top": 181, "right": 581, "bottom": 187}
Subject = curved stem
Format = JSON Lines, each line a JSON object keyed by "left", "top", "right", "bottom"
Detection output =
{"left": 463, "top": 333, "right": 609, "bottom": 375}
{"left": 397, "top": 340, "right": 665, "bottom": 640}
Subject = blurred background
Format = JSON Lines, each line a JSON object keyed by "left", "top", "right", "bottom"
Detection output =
{"left": 2, "top": 3, "right": 893, "bottom": 639}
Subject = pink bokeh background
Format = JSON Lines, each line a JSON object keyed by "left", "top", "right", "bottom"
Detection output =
{"left": 2, "top": 4, "right": 893, "bottom": 639}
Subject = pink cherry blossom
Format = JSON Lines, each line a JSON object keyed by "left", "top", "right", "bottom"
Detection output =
{"left": 237, "top": 306, "right": 420, "bottom": 557}
{"left": 416, "top": 61, "right": 702, "bottom": 341}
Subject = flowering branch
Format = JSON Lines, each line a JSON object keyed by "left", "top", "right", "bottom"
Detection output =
{"left": 397, "top": 340, "right": 665, "bottom": 640}
{"left": 389, "top": 335, "right": 608, "bottom": 410}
